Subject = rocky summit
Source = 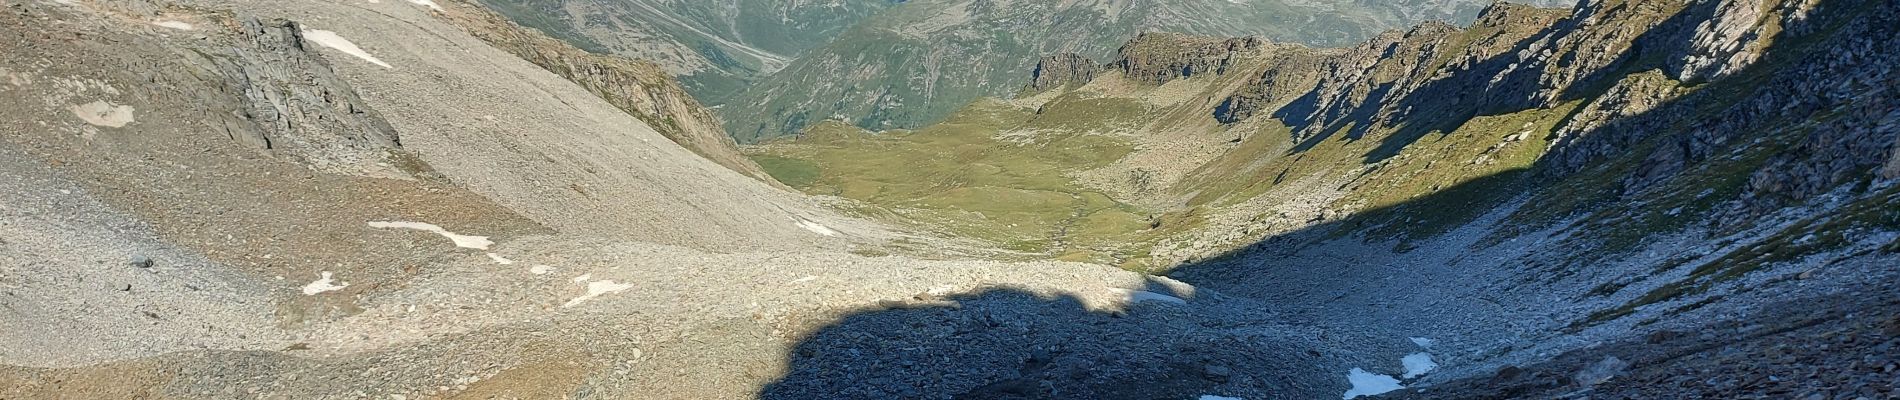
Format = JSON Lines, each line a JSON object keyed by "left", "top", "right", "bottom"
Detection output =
{"left": 2, "top": 0, "right": 1897, "bottom": 399}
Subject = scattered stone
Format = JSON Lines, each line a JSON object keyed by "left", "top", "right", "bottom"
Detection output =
{"left": 1203, "top": 365, "right": 1232, "bottom": 382}
{"left": 130, "top": 256, "right": 154, "bottom": 269}
{"left": 1574, "top": 356, "right": 1629, "bottom": 387}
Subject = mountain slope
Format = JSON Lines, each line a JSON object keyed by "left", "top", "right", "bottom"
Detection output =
{"left": 755, "top": 0, "right": 1900, "bottom": 391}
{"left": 475, "top": 0, "right": 898, "bottom": 99}
{"left": 718, "top": 0, "right": 1545, "bottom": 143}
{"left": 435, "top": 0, "right": 771, "bottom": 181}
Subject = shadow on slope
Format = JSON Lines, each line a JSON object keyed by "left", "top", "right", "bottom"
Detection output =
{"left": 757, "top": 286, "right": 1346, "bottom": 400}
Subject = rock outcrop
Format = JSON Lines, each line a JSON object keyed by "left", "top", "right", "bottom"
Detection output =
{"left": 1110, "top": 33, "right": 1266, "bottom": 85}
{"left": 1025, "top": 53, "right": 1099, "bottom": 93}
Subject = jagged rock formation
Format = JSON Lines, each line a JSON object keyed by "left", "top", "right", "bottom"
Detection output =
{"left": 1111, "top": 33, "right": 1265, "bottom": 85}
{"left": 1025, "top": 53, "right": 1099, "bottom": 93}
{"left": 433, "top": 0, "right": 769, "bottom": 181}
{"left": 212, "top": 17, "right": 403, "bottom": 167}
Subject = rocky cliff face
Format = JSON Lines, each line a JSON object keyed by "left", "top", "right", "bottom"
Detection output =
{"left": 1110, "top": 33, "right": 1267, "bottom": 86}
{"left": 434, "top": 0, "right": 770, "bottom": 181}
{"left": 1025, "top": 53, "right": 1099, "bottom": 94}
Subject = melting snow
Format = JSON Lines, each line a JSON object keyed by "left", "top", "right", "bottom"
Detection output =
{"left": 1113, "top": 288, "right": 1187, "bottom": 305}
{"left": 530, "top": 265, "right": 554, "bottom": 275}
{"left": 405, "top": 0, "right": 443, "bottom": 11}
{"left": 1343, "top": 368, "right": 1403, "bottom": 399}
{"left": 486, "top": 253, "right": 514, "bottom": 265}
{"left": 301, "top": 271, "right": 349, "bottom": 295}
{"left": 1409, "top": 337, "right": 1436, "bottom": 349}
{"left": 563, "top": 280, "right": 633, "bottom": 308}
{"left": 571, "top": 274, "right": 591, "bottom": 283}
{"left": 301, "top": 30, "right": 392, "bottom": 68}
{"left": 795, "top": 218, "right": 837, "bottom": 236}
{"left": 70, "top": 100, "right": 135, "bottom": 127}
{"left": 151, "top": 20, "right": 193, "bottom": 30}
{"left": 367, "top": 221, "right": 492, "bottom": 249}
{"left": 1401, "top": 353, "right": 1438, "bottom": 379}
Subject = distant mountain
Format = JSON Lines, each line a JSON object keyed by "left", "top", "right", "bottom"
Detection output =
{"left": 718, "top": 0, "right": 1551, "bottom": 143}
{"left": 475, "top": 0, "right": 900, "bottom": 98}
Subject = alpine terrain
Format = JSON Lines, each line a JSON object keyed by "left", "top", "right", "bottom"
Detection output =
{"left": 2, "top": 0, "right": 1897, "bottom": 399}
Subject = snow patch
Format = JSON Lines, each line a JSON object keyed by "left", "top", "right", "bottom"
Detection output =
{"left": 1342, "top": 368, "right": 1403, "bottom": 399}
{"left": 301, "top": 30, "right": 392, "bottom": 68}
{"left": 70, "top": 100, "right": 135, "bottom": 127}
{"left": 301, "top": 271, "right": 349, "bottom": 295}
{"left": 1401, "top": 353, "right": 1438, "bottom": 379}
{"left": 1408, "top": 337, "right": 1435, "bottom": 349}
{"left": 151, "top": 20, "right": 193, "bottom": 30}
{"left": 795, "top": 218, "right": 837, "bottom": 236}
{"left": 367, "top": 221, "right": 492, "bottom": 249}
{"left": 486, "top": 253, "right": 514, "bottom": 265}
{"left": 571, "top": 274, "right": 591, "bottom": 283}
{"left": 563, "top": 280, "right": 633, "bottom": 308}
{"left": 530, "top": 265, "right": 554, "bottom": 275}
{"left": 405, "top": 0, "right": 443, "bottom": 11}
{"left": 791, "top": 275, "right": 817, "bottom": 283}
{"left": 1113, "top": 288, "right": 1187, "bottom": 305}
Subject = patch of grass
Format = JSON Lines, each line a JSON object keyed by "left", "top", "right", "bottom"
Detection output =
{"left": 749, "top": 98, "right": 1174, "bottom": 264}
{"left": 750, "top": 155, "right": 822, "bottom": 187}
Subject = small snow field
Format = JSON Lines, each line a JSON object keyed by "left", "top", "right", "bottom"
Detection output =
{"left": 301, "top": 30, "right": 391, "bottom": 68}
{"left": 301, "top": 271, "right": 349, "bottom": 295}
{"left": 367, "top": 221, "right": 492, "bottom": 249}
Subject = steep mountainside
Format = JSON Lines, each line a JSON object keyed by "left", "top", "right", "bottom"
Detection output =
{"left": 475, "top": 0, "right": 898, "bottom": 98}
{"left": 753, "top": 0, "right": 1899, "bottom": 393}
{"left": 719, "top": 0, "right": 1449, "bottom": 142}
{"left": 434, "top": 0, "right": 770, "bottom": 181}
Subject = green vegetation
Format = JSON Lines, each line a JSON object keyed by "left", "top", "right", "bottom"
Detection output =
{"left": 750, "top": 97, "right": 1193, "bottom": 266}
{"left": 750, "top": 155, "right": 822, "bottom": 187}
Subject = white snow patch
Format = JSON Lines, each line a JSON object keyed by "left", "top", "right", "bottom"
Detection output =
{"left": 1342, "top": 368, "right": 1404, "bottom": 399}
{"left": 301, "top": 30, "right": 392, "bottom": 68}
{"left": 405, "top": 0, "right": 443, "bottom": 11}
{"left": 563, "top": 280, "right": 633, "bottom": 308}
{"left": 486, "top": 253, "right": 514, "bottom": 265}
{"left": 795, "top": 218, "right": 838, "bottom": 236}
{"left": 70, "top": 100, "right": 135, "bottom": 128}
{"left": 1401, "top": 353, "right": 1438, "bottom": 379}
{"left": 151, "top": 20, "right": 193, "bottom": 30}
{"left": 1200, "top": 396, "right": 1244, "bottom": 400}
{"left": 301, "top": 271, "right": 349, "bottom": 295}
{"left": 571, "top": 274, "right": 591, "bottom": 283}
{"left": 1112, "top": 288, "right": 1187, "bottom": 305}
{"left": 791, "top": 275, "right": 818, "bottom": 283}
{"left": 530, "top": 265, "right": 554, "bottom": 275}
{"left": 367, "top": 221, "right": 492, "bottom": 249}
{"left": 1408, "top": 337, "right": 1435, "bottom": 349}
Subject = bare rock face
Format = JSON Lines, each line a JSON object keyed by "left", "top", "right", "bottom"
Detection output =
{"left": 1669, "top": 0, "right": 1771, "bottom": 83}
{"left": 1026, "top": 53, "right": 1099, "bottom": 93}
{"left": 211, "top": 17, "right": 403, "bottom": 167}
{"left": 1112, "top": 33, "right": 1267, "bottom": 85}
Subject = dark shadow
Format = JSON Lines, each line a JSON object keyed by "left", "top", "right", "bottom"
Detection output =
{"left": 757, "top": 287, "right": 1346, "bottom": 399}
